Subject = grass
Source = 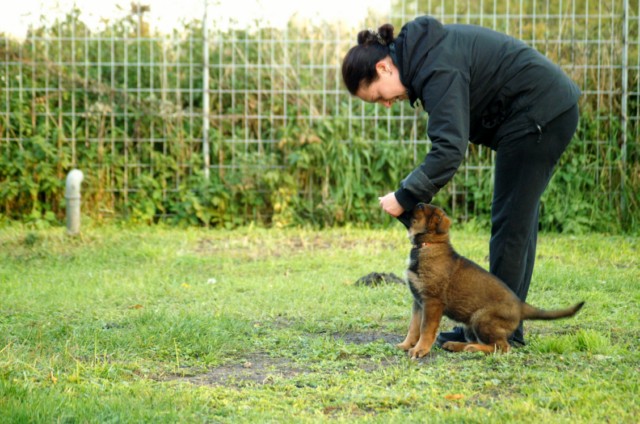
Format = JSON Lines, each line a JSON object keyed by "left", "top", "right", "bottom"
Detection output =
{"left": 0, "top": 223, "right": 638, "bottom": 422}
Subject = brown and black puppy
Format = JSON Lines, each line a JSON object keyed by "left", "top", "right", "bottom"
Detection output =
{"left": 397, "top": 203, "right": 584, "bottom": 359}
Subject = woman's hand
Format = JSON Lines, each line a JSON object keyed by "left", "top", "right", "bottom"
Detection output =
{"left": 378, "top": 192, "right": 405, "bottom": 217}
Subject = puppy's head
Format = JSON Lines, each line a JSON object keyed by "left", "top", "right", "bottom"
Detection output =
{"left": 408, "top": 203, "right": 451, "bottom": 244}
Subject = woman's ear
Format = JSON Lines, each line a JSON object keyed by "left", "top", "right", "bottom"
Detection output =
{"left": 375, "top": 59, "right": 391, "bottom": 76}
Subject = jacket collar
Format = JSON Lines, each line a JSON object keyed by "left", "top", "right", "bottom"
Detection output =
{"left": 391, "top": 16, "right": 447, "bottom": 108}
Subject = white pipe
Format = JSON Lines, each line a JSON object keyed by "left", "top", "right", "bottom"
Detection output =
{"left": 65, "top": 169, "right": 84, "bottom": 235}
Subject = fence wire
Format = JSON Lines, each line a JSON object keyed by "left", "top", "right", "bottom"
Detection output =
{"left": 1, "top": 0, "right": 638, "bottom": 225}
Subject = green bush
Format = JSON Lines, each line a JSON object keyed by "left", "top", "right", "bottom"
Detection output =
{"left": 0, "top": 6, "right": 638, "bottom": 232}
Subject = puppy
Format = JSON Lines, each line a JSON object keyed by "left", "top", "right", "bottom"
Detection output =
{"left": 397, "top": 203, "right": 584, "bottom": 359}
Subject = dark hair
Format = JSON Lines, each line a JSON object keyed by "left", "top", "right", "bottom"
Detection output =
{"left": 342, "top": 24, "right": 395, "bottom": 95}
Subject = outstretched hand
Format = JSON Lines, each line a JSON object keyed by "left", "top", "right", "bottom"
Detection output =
{"left": 378, "top": 192, "right": 405, "bottom": 217}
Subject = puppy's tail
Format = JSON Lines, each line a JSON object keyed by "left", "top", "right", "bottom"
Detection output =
{"left": 521, "top": 301, "right": 585, "bottom": 321}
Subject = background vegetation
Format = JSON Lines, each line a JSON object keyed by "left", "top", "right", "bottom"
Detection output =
{"left": 0, "top": 1, "right": 638, "bottom": 232}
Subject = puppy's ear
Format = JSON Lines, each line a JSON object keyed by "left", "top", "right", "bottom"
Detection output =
{"left": 436, "top": 214, "right": 451, "bottom": 234}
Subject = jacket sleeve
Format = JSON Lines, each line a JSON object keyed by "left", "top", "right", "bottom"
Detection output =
{"left": 394, "top": 69, "right": 470, "bottom": 211}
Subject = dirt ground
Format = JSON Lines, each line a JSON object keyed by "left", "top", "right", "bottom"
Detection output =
{"left": 161, "top": 331, "right": 406, "bottom": 387}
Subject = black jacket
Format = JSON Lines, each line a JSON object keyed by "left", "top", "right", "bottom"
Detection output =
{"left": 389, "top": 16, "right": 581, "bottom": 212}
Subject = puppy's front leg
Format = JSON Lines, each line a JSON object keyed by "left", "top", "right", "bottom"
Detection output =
{"left": 397, "top": 300, "right": 422, "bottom": 351}
{"left": 409, "top": 299, "right": 444, "bottom": 359}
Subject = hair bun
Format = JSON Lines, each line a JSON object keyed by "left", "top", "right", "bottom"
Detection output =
{"left": 377, "top": 24, "right": 395, "bottom": 45}
{"left": 357, "top": 29, "right": 377, "bottom": 45}
{"left": 357, "top": 24, "right": 394, "bottom": 46}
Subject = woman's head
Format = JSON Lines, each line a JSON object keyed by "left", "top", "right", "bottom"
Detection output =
{"left": 342, "top": 24, "right": 408, "bottom": 107}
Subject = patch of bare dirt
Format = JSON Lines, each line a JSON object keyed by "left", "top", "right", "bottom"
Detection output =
{"left": 354, "top": 272, "right": 405, "bottom": 287}
{"left": 160, "top": 332, "right": 412, "bottom": 387}
{"left": 333, "top": 331, "right": 401, "bottom": 346}
{"left": 163, "top": 353, "right": 305, "bottom": 387}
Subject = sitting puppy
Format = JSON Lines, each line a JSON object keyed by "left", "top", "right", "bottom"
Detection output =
{"left": 397, "top": 203, "right": 584, "bottom": 359}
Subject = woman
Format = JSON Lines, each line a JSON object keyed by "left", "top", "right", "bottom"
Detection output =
{"left": 342, "top": 16, "right": 580, "bottom": 346}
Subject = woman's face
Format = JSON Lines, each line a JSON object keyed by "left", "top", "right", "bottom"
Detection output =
{"left": 356, "top": 57, "right": 408, "bottom": 108}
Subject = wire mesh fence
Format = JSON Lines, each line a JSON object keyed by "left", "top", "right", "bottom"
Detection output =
{"left": 1, "top": 1, "right": 638, "bottom": 230}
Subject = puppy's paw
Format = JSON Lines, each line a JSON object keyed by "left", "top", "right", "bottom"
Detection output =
{"left": 396, "top": 341, "right": 416, "bottom": 351}
{"left": 408, "top": 345, "right": 431, "bottom": 359}
{"left": 442, "top": 341, "right": 467, "bottom": 352}
{"left": 462, "top": 344, "right": 498, "bottom": 354}
{"left": 463, "top": 344, "right": 481, "bottom": 353}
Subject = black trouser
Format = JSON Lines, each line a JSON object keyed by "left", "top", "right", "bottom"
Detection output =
{"left": 489, "top": 104, "right": 579, "bottom": 343}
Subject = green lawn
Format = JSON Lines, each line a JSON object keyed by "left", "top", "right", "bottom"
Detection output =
{"left": 0, "top": 224, "right": 638, "bottom": 422}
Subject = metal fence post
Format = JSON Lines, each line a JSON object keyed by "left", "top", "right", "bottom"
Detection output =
{"left": 202, "top": 0, "right": 211, "bottom": 180}
{"left": 621, "top": 0, "right": 629, "bottom": 221}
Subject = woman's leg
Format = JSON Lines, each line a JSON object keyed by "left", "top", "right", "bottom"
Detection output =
{"left": 490, "top": 104, "right": 579, "bottom": 344}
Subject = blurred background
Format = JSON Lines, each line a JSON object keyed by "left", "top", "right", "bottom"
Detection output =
{"left": 1, "top": 0, "right": 638, "bottom": 232}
